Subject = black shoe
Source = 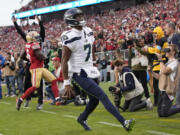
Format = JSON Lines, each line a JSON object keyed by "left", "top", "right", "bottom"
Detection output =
{"left": 77, "top": 115, "right": 91, "bottom": 131}
{"left": 123, "top": 119, "right": 135, "bottom": 132}
{"left": 36, "top": 103, "right": 43, "bottom": 110}
{"left": 16, "top": 98, "right": 23, "bottom": 111}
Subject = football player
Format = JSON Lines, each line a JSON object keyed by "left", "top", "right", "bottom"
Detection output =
{"left": 61, "top": 8, "right": 135, "bottom": 132}
{"left": 16, "top": 31, "right": 61, "bottom": 111}
{"left": 12, "top": 16, "right": 44, "bottom": 109}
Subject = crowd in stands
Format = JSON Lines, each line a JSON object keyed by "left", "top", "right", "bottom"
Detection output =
{"left": 18, "top": 0, "right": 76, "bottom": 12}
{"left": 0, "top": 0, "right": 179, "bottom": 55}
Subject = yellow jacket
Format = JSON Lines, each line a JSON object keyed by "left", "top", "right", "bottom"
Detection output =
{"left": 148, "top": 27, "right": 168, "bottom": 71}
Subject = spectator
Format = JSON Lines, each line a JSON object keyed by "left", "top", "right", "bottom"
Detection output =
{"left": 100, "top": 55, "right": 108, "bottom": 82}
{"left": 153, "top": 44, "right": 180, "bottom": 117}
{"left": 0, "top": 51, "right": 6, "bottom": 99}
{"left": 143, "top": 26, "right": 168, "bottom": 106}
{"left": 2, "top": 53, "right": 16, "bottom": 97}
{"left": 113, "top": 60, "right": 152, "bottom": 112}
{"left": 15, "top": 53, "right": 24, "bottom": 95}
{"left": 46, "top": 57, "right": 63, "bottom": 105}
{"left": 164, "top": 22, "right": 180, "bottom": 107}
{"left": 129, "top": 37, "right": 152, "bottom": 104}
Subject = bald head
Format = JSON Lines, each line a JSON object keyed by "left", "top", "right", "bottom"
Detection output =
{"left": 165, "top": 22, "right": 176, "bottom": 36}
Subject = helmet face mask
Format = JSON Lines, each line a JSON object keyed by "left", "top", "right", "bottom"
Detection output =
{"left": 26, "top": 31, "right": 41, "bottom": 43}
{"left": 64, "top": 8, "right": 86, "bottom": 27}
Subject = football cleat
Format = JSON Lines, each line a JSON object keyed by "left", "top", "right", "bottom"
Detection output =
{"left": 77, "top": 115, "right": 91, "bottom": 131}
{"left": 123, "top": 119, "right": 135, "bottom": 132}
{"left": 36, "top": 103, "right": 43, "bottom": 110}
{"left": 55, "top": 98, "right": 62, "bottom": 106}
{"left": 16, "top": 98, "right": 23, "bottom": 111}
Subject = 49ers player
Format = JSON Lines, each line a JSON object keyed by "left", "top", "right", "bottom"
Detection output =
{"left": 16, "top": 31, "right": 61, "bottom": 111}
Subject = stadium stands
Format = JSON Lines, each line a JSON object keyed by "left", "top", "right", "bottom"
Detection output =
{"left": 0, "top": 0, "right": 179, "bottom": 55}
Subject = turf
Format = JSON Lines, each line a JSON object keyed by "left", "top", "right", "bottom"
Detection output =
{"left": 0, "top": 83, "right": 180, "bottom": 135}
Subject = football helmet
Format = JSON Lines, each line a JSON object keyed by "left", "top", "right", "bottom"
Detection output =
{"left": 26, "top": 31, "right": 41, "bottom": 43}
{"left": 64, "top": 8, "right": 86, "bottom": 27}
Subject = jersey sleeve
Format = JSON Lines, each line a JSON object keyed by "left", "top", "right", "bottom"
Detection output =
{"left": 86, "top": 27, "right": 95, "bottom": 43}
{"left": 148, "top": 46, "right": 161, "bottom": 54}
{"left": 61, "top": 32, "right": 74, "bottom": 51}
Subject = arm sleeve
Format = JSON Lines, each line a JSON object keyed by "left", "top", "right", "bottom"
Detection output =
{"left": 0, "top": 55, "right": 6, "bottom": 66}
{"left": 136, "top": 47, "right": 149, "bottom": 56}
{"left": 39, "top": 21, "right": 45, "bottom": 42}
{"left": 14, "top": 22, "right": 27, "bottom": 42}
{"left": 120, "top": 73, "right": 135, "bottom": 92}
{"left": 148, "top": 46, "right": 161, "bottom": 54}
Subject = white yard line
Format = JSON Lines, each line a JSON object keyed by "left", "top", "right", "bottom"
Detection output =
{"left": 63, "top": 115, "right": 77, "bottom": 119}
{"left": 0, "top": 101, "right": 11, "bottom": 105}
{"left": 22, "top": 107, "right": 32, "bottom": 109}
{"left": 98, "top": 122, "right": 176, "bottom": 135}
{"left": 146, "top": 130, "right": 176, "bottom": 135}
{"left": 40, "top": 110, "right": 57, "bottom": 114}
{"left": 0, "top": 133, "right": 3, "bottom": 135}
{"left": 97, "top": 121, "right": 123, "bottom": 127}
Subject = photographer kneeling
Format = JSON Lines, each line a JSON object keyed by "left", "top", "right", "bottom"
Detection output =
{"left": 111, "top": 60, "right": 152, "bottom": 112}
{"left": 152, "top": 44, "right": 180, "bottom": 117}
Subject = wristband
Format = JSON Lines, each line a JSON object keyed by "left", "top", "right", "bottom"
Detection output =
{"left": 63, "top": 79, "right": 71, "bottom": 86}
{"left": 93, "top": 61, "right": 96, "bottom": 64}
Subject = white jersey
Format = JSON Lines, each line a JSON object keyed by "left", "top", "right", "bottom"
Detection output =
{"left": 61, "top": 27, "right": 95, "bottom": 75}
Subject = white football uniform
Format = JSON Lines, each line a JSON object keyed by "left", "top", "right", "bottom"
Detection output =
{"left": 61, "top": 27, "right": 100, "bottom": 78}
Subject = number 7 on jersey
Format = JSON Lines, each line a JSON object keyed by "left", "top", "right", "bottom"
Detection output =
{"left": 84, "top": 44, "right": 91, "bottom": 62}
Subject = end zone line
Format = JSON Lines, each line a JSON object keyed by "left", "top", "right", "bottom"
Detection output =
{"left": 0, "top": 101, "right": 11, "bottom": 105}
{"left": 40, "top": 110, "right": 57, "bottom": 114}
{"left": 146, "top": 130, "right": 176, "bottom": 135}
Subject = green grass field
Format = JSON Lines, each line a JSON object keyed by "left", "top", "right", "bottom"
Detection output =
{"left": 0, "top": 82, "right": 180, "bottom": 135}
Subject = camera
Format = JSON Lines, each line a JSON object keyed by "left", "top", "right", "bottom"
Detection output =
{"left": 6, "top": 61, "right": 10, "bottom": 65}
{"left": 163, "top": 48, "right": 171, "bottom": 53}
{"left": 109, "top": 86, "right": 119, "bottom": 93}
{"left": 109, "top": 86, "right": 125, "bottom": 111}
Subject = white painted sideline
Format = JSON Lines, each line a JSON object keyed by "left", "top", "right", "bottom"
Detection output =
{"left": 0, "top": 101, "right": 11, "bottom": 105}
{"left": 64, "top": 115, "right": 77, "bottom": 119}
{"left": 97, "top": 121, "right": 123, "bottom": 127}
{"left": 0, "top": 133, "right": 3, "bottom": 135}
{"left": 40, "top": 110, "right": 57, "bottom": 114}
{"left": 146, "top": 130, "right": 176, "bottom": 135}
